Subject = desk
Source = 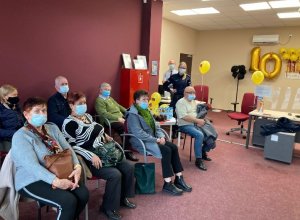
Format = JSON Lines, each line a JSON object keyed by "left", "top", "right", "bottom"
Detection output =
{"left": 157, "top": 117, "right": 176, "bottom": 138}
{"left": 245, "top": 109, "right": 300, "bottom": 148}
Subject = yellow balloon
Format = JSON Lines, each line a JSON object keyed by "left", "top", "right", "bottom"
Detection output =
{"left": 249, "top": 47, "right": 261, "bottom": 72}
{"left": 150, "top": 92, "right": 161, "bottom": 105}
{"left": 279, "top": 48, "right": 287, "bottom": 54}
{"left": 198, "top": 60, "right": 211, "bottom": 74}
{"left": 296, "top": 49, "right": 300, "bottom": 56}
{"left": 282, "top": 53, "right": 290, "bottom": 60}
{"left": 251, "top": 71, "right": 264, "bottom": 85}
{"left": 259, "top": 53, "right": 282, "bottom": 79}
{"left": 288, "top": 48, "right": 296, "bottom": 55}
{"left": 290, "top": 54, "right": 298, "bottom": 62}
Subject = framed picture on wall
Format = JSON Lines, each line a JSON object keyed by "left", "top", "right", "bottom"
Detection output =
{"left": 137, "top": 55, "right": 147, "bottom": 69}
{"left": 122, "top": 53, "right": 133, "bottom": 69}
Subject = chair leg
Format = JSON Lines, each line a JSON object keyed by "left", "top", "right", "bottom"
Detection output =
{"left": 37, "top": 206, "right": 42, "bottom": 220}
{"left": 189, "top": 137, "right": 193, "bottom": 162}
{"left": 183, "top": 134, "right": 187, "bottom": 149}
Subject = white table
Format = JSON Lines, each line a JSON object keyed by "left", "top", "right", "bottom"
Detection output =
{"left": 245, "top": 109, "right": 300, "bottom": 148}
{"left": 157, "top": 117, "right": 176, "bottom": 138}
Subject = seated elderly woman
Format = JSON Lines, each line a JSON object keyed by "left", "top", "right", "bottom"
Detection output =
{"left": 126, "top": 90, "right": 192, "bottom": 196}
{"left": 0, "top": 84, "right": 25, "bottom": 151}
{"left": 11, "top": 97, "right": 89, "bottom": 220}
{"left": 62, "top": 92, "right": 135, "bottom": 220}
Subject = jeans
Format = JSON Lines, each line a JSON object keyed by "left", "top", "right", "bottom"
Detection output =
{"left": 179, "top": 124, "right": 204, "bottom": 158}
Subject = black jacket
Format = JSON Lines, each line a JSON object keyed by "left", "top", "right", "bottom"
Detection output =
{"left": 0, "top": 103, "right": 24, "bottom": 141}
{"left": 260, "top": 117, "right": 300, "bottom": 136}
{"left": 47, "top": 92, "right": 71, "bottom": 129}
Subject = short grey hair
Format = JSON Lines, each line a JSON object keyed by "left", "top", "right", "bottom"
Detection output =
{"left": 55, "top": 76, "right": 67, "bottom": 87}
{"left": 100, "top": 82, "right": 111, "bottom": 89}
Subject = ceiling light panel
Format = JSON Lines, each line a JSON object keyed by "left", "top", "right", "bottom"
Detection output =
{"left": 171, "top": 9, "right": 197, "bottom": 16}
{"left": 269, "top": 0, "right": 300, "bottom": 9}
{"left": 277, "top": 12, "right": 300, "bottom": 18}
{"left": 240, "top": 2, "right": 271, "bottom": 11}
{"left": 193, "top": 7, "right": 220, "bottom": 14}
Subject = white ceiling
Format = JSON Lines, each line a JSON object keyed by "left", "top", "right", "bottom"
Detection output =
{"left": 162, "top": 0, "right": 300, "bottom": 30}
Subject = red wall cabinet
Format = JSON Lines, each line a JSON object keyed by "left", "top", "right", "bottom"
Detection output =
{"left": 120, "top": 69, "right": 150, "bottom": 108}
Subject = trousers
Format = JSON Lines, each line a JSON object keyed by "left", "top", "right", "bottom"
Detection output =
{"left": 158, "top": 141, "right": 183, "bottom": 178}
{"left": 89, "top": 159, "right": 135, "bottom": 211}
{"left": 19, "top": 180, "right": 89, "bottom": 220}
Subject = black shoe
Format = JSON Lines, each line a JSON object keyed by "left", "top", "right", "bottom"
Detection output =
{"left": 195, "top": 158, "right": 207, "bottom": 171}
{"left": 125, "top": 151, "right": 139, "bottom": 162}
{"left": 121, "top": 198, "right": 136, "bottom": 209}
{"left": 202, "top": 152, "right": 212, "bottom": 161}
{"left": 102, "top": 209, "right": 121, "bottom": 220}
{"left": 174, "top": 176, "right": 192, "bottom": 192}
{"left": 162, "top": 181, "right": 183, "bottom": 196}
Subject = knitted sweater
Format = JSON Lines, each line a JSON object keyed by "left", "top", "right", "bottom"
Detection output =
{"left": 11, "top": 123, "right": 79, "bottom": 191}
{"left": 95, "top": 96, "right": 126, "bottom": 124}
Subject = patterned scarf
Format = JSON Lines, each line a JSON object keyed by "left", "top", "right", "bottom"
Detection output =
{"left": 26, "top": 123, "right": 60, "bottom": 153}
{"left": 135, "top": 104, "right": 156, "bottom": 133}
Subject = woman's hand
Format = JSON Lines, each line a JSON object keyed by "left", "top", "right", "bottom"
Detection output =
{"left": 91, "top": 155, "right": 102, "bottom": 169}
{"left": 195, "top": 118, "right": 205, "bottom": 127}
{"left": 105, "top": 134, "right": 113, "bottom": 142}
{"left": 68, "top": 166, "right": 81, "bottom": 190}
{"left": 52, "top": 177, "right": 74, "bottom": 190}
{"left": 156, "top": 137, "right": 166, "bottom": 145}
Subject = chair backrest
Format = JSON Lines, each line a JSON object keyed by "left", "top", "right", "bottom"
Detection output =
{"left": 194, "top": 85, "right": 209, "bottom": 103}
{"left": 241, "top": 93, "right": 255, "bottom": 114}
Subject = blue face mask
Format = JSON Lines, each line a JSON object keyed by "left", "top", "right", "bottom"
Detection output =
{"left": 30, "top": 114, "right": 47, "bottom": 127}
{"left": 59, "top": 85, "right": 69, "bottom": 94}
{"left": 139, "top": 102, "right": 148, "bottom": 110}
{"left": 75, "top": 104, "right": 87, "bottom": 116}
{"left": 187, "top": 94, "right": 196, "bottom": 101}
{"left": 102, "top": 90, "right": 110, "bottom": 97}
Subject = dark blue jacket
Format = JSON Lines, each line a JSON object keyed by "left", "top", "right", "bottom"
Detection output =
{"left": 47, "top": 92, "right": 71, "bottom": 129}
{"left": 0, "top": 103, "right": 24, "bottom": 141}
{"left": 163, "top": 73, "right": 191, "bottom": 108}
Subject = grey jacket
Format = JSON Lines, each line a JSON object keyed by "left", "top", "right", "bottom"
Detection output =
{"left": 125, "top": 105, "right": 164, "bottom": 158}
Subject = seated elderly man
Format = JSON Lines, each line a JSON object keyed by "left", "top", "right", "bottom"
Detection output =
{"left": 48, "top": 76, "right": 71, "bottom": 130}
{"left": 176, "top": 86, "right": 212, "bottom": 171}
{"left": 95, "top": 82, "right": 138, "bottom": 162}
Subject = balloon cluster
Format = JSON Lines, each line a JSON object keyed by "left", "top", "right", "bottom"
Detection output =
{"left": 279, "top": 48, "right": 300, "bottom": 61}
{"left": 148, "top": 92, "right": 161, "bottom": 116}
{"left": 231, "top": 65, "right": 247, "bottom": 80}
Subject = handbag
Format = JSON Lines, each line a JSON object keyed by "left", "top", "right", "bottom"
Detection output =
{"left": 93, "top": 141, "right": 124, "bottom": 167}
{"left": 26, "top": 123, "right": 74, "bottom": 180}
{"left": 134, "top": 162, "right": 155, "bottom": 194}
{"left": 44, "top": 149, "right": 74, "bottom": 180}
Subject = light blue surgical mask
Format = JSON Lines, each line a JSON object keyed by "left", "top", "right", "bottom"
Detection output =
{"left": 75, "top": 104, "right": 87, "bottom": 116}
{"left": 102, "top": 90, "right": 110, "bottom": 97}
{"left": 139, "top": 102, "right": 148, "bottom": 110}
{"left": 30, "top": 114, "right": 47, "bottom": 127}
{"left": 187, "top": 94, "right": 196, "bottom": 101}
{"left": 59, "top": 85, "right": 69, "bottom": 94}
{"left": 169, "top": 64, "right": 175, "bottom": 71}
{"left": 179, "top": 68, "right": 186, "bottom": 75}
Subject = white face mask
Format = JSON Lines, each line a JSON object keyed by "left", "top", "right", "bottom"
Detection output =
{"left": 179, "top": 68, "right": 186, "bottom": 75}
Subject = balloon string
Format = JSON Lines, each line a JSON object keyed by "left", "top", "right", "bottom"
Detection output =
{"left": 201, "top": 74, "right": 204, "bottom": 101}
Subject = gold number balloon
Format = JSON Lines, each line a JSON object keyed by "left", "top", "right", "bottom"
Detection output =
{"left": 250, "top": 47, "right": 261, "bottom": 72}
{"left": 259, "top": 53, "right": 282, "bottom": 79}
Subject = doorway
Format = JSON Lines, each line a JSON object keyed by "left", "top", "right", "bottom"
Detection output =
{"left": 180, "top": 53, "right": 193, "bottom": 79}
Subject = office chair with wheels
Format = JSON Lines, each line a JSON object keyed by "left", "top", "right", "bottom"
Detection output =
{"left": 226, "top": 92, "right": 256, "bottom": 138}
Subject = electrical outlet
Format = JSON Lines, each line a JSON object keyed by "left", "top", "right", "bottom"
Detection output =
{"left": 289, "top": 34, "right": 293, "bottom": 37}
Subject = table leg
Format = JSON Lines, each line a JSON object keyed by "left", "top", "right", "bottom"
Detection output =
{"left": 245, "top": 115, "right": 253, "bottom": 149}
{"left": 177, "top": 131, "right": 181, "bottom": 147}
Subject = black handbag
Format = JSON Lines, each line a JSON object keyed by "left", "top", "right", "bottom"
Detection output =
{"left": 134, "top": 162, "right": 155, "bottom": 194}
{"left": 93, "top": 141, "right": 124, "bottom": 167}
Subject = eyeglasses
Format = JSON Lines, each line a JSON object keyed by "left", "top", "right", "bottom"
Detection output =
{"left": 185, "top": 91, "right": 195, "bottom": 94}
